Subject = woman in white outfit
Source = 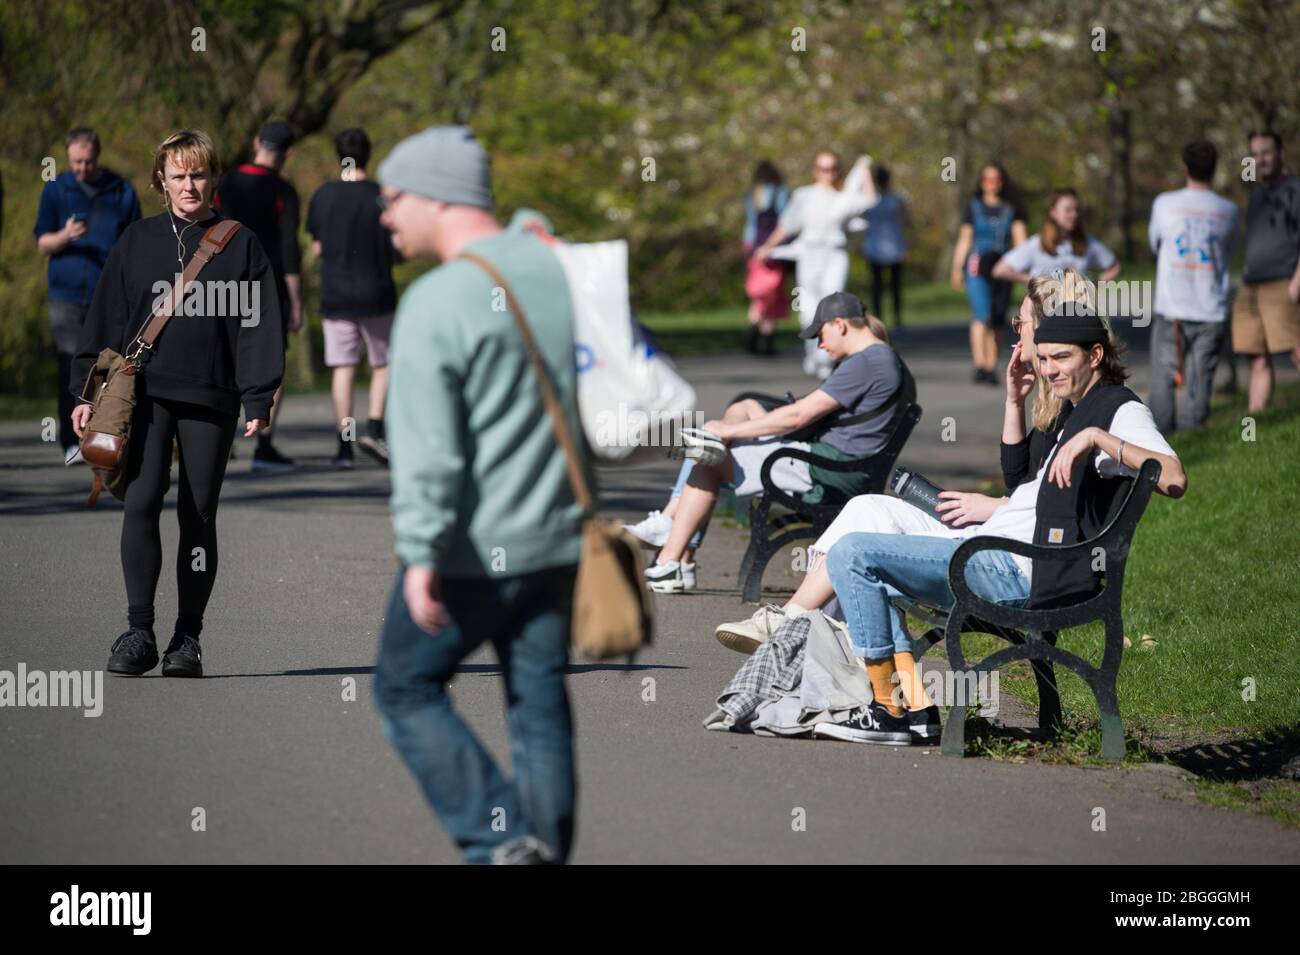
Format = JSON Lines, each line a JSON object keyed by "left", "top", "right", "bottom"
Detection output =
{"left": 753, "top": 152, "right": 877, "bottom": 379}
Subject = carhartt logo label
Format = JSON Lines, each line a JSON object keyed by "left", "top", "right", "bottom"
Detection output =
{"left": 1048, "top": 527, "right": 1064, "bottom": 544}
{"left": 49, "top": 885, "right": 151, "bottom": 935}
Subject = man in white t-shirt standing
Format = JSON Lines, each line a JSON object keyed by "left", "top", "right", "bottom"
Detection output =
{"left": 1148, "top": 140, "right": 1240, "bottom": 432}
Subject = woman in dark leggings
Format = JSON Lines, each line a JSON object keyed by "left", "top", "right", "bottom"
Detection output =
{"left": 71, "top": 129, "right": 284, "bottom": 677}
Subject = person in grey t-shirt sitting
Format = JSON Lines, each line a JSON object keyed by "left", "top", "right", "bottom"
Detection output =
{"left": 638, "top": 292, "right": 905, "bottom": 594}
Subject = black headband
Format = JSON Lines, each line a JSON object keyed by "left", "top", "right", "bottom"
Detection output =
{"left": 1034, "top": 308, "right": 1108, "bottom": 346}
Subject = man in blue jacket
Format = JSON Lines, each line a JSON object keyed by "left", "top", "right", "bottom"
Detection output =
{"left": 35, "top": 127, "right": 141, "bottom": 463}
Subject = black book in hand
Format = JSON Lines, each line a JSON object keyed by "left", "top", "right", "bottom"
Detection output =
{"left": 889, "top": 468, "right": 947, "bottom": 520}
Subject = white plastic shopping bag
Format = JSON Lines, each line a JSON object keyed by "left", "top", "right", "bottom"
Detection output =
{"left": 550, "top": 239, "right": 697, "bottom": 464}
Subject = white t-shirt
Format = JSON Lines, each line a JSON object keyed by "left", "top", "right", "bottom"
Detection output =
{"left": 775, "top": 165, "right": 875, "bottom": 252}
{"left": 1149, "top": 187, "right": 1240, "bottom": 322}
{"left": 1001, "top": 234, "right": 1117, "bottom": 278}
{"left": 966, "top": 400, "right": 1177, "bottom": 579}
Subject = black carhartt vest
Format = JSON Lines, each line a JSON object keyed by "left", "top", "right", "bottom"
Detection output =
{"left": 1028, "top": 383, "right": 1142, "bottom": 610}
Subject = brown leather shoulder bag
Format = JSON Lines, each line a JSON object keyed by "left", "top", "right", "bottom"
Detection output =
{"left": 79, "top": 218, "right": 242, "bottom": 506}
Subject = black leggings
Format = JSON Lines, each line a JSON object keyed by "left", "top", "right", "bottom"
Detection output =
{"left": 121, "top": 396, "right": 237, "bottom": 636}
{"left": 870, "top": 261, "right": 904, "bottom": 327}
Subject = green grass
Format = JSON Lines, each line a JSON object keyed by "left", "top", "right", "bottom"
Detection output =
{"left": 952, "top": 383, "right": 1300, "bottom": 818}
{"left": 638, "top": 278, "right": 970, "bottom": 357}
{"left": 1195, "top": 777, "right": 1300, "bottom": 829}
{"left": 964, "top": 384, "right": 1300, "bottom": 741}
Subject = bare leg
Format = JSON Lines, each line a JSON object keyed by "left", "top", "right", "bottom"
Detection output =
{"left": 368, "top": 366, "right": 388, "bottom": 421}
{"left": 1248, "top": 353, "right": 1273, "bottom": 411}
{"left": 969, "top": 321, "right": 982, "bottom": 370}
{"left": 787, "top": 552, "right": 834, "bottom": 610}
{"left": 658, "top": 460, "right": 731, "bottom": 563}
{"left": 331, "top": 365, "right": 356, "bottom": 431}
{"left": 266, "top": 383, "right": 287, "bottom": 434}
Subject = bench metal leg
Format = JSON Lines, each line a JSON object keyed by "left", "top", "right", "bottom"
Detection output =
{"left": 941, "top": 703, "right": 966, "bottom": 756}
{"left": 909, "top": 626, "right": 943, "bottom": 661}
{"left": 739, "top": 538, "right": 772, "bottom": 603}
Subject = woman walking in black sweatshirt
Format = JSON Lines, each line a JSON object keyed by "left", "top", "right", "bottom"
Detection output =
{"left": 71, "top": 129, "right": 285, "bottom": 677}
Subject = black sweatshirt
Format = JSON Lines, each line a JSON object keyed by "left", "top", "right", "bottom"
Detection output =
{"left": 71, "top": 211, "right": 285, "bottom": 421}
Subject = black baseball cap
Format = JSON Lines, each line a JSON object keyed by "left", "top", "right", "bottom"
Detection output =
{"left": 799, "top": 291, "right": 865, "bottom": 339}
{"left": 258, "top": 120, "right": 295, "bottom": 152}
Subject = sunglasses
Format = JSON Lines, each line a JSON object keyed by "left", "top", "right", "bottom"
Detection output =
{"left": 375, "top": 190, "right": 404, "bottom": 211}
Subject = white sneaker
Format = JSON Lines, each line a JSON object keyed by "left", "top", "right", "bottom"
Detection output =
{"left": 681, "top": 561, "right": 697, "bottom": 591}
{"left": 623, "top": 510, "right": 673, "bottom": 549}
{"left": 715, "top": 604, "right": 787, "bottom": 655}
{"left": 645, "top": 560, "right": 686, "bottom": 594}
{"left": 63, "top": 445, "right": 85, "bottom": 467}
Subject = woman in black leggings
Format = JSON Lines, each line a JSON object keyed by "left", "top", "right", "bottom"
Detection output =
{"left": 71, "top": 129, "right": 285, "bottom": 677}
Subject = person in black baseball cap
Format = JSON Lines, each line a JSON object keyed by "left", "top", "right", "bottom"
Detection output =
{"left": 640, "top": 290, "right": 906, "bottom": 594}
{"left": 798, "top": 290, "right": 866, "bottom": 340}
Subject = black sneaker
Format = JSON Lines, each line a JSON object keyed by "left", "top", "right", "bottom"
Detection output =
{"left": 162, "top": 633, "right": 203, "bottom": 678}
{"left": 908, "top": 705, "right": 942, "bottom": 744}
{"left": 252, "top": 441, "right": 295, "bottom": 472}
{"left": 107, "top": 629, "right": 159, "bottom": 676}
{"left": 813, "top": 700, "right": 912, "bottom": 745}
{"left": 333, "top": 439, "right": 355, "bottom": 470}
{"left": 357, "top": 434, "right": 389, "bottom": 467}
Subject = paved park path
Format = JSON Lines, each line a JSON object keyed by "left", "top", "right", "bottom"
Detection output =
{"left": 2, "top": 323, "right": 1297, "bottom": 863}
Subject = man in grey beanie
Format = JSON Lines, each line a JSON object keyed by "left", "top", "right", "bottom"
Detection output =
{"left": 371, "top": 126, "right": 592, "bottom": 864}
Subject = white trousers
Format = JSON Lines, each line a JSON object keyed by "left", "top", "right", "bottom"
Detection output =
{"left": 809, "top": 494, "right": 958, "bottom": 563}
{"left": 795, "top": 248, "right": 850, "bottom": 378}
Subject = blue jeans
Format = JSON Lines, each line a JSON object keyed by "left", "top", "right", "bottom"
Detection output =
{"left": 826, "top": 533, "right": 1030, "bottom": 659}
{"left": 373, "top": 564, "right": 578, "bottom": 864}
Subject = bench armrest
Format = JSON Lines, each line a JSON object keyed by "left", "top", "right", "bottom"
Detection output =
{"left": 947, "top": 459, "right": 1162, "bottom": 628}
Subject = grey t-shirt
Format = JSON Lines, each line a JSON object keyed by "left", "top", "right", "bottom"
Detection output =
{"left": 1244, "top": 174, "right": 1300, "bottom": 285}
{"left": 817, "top": 342, "right": 902, "bottom": 456}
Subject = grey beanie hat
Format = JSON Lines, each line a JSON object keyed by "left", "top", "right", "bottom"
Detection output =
{"left": 377, "top": 125, "right": 493, "bottom": 209}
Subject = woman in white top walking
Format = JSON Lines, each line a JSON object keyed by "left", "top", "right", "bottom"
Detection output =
{"left": 994, "top": 187, "right": 1122, "bottom": 283}
{"left": 753, "top": 151, "right": 877, "bottom": 378}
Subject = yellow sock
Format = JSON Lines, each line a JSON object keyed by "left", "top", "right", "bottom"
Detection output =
{"left": 893, "top": 652, "right": 933, "bottom": 710}
{"left": 865, "top": 658, "right": 903, "bottom": 716}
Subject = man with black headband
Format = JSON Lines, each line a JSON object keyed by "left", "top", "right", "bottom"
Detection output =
{"left": 814, "top": 298, "right": 1187, "bottom": 745}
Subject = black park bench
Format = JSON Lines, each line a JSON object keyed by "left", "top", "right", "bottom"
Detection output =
{"left": 731, "top": 360, "right": 921, "bottom": 603}
{"left": 891, "top": 458, "right": 1163, "bottom": 760}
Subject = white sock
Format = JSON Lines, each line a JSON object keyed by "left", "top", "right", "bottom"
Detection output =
{"left": 785, "top": 601, "right": 810, "bottom": 616}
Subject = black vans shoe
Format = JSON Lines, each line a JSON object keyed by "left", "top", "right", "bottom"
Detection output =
{"left": 813, "top": 700, "right": 912, "bottom": 745}
{"left": 107, "top": 629, "right": 159, "bottom": 676}
{"left": 908, "top": 705, "right": 942, "bottom": 744}
{"left": 162, "top": 633, "right": 203, "bottom": 678}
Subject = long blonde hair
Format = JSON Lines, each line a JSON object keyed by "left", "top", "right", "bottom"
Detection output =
{"left": 1025, "top": 269, "right": 1099, "bottom": 431}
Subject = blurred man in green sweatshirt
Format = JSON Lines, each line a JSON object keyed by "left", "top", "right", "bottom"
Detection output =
{"left": 371, "top": 126, "right": 589, "bottom": 865}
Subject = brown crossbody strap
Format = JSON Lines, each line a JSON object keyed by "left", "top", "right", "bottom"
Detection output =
{"left": 459, "top": 251, "right": 594, "bottom": 516}
{"left": 127, "top": 218, "right": 243, "bottom": 363}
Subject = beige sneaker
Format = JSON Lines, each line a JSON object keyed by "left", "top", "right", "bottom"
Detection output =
{"left": 715, "top": 604, "right": 787, "bottom": 655}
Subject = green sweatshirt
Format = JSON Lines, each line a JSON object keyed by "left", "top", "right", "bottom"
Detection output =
{"left": 387, "top": 210, "right": 590, "bottom": 577}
